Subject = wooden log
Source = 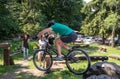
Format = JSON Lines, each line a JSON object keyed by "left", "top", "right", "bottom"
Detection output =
{"left": 10, "top": 56, "right": 14, "bottom": 65}
{"left": 45, "top": 55, "right": 108, "bottom": 64}
{"left": 3, "top": 47, "right": 10, "bottom": 66}
{"left": 0, "top": 43, "right": 14, "bottom": 66}
{"left": 109, "top": 54, "right": 120, "bottom": 60}
{"left": 0, "top": 43, "right": 10, "bottom": 48}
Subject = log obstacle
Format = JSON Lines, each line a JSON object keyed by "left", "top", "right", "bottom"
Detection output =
{"left": 109, "top": 54, "right": 120, "bottom": 60}
{"left": 45, "top": 55, "right": 108, "bottom": 65}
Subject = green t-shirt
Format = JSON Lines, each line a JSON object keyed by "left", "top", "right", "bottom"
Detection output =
{"left": 50, "top": 23, "right": 73, "bottom": 35}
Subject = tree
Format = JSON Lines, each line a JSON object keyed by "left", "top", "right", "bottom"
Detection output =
{"left": 1, "top": 0, "right": 84, "bottom": 37}
{"left": 103, "top": 0, "right": 120, "bottom": 47}
{"left": 81, "top": 0, "right": 120, "bottom": 47}
{"left": 38, "top": 0, "right": 84, "bottom": 31}
{"left": 0, "top": 1, "right": 20, "bottom": 39}
{"left": 7, "top": 0, "right": 47, "bottom": 36}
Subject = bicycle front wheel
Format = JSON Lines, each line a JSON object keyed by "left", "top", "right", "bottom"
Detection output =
{"left": 33, "top": 49, "right": 53, "bottom": 71}
{"left": 66, "top": 49, "right": 91, "bottom": 75}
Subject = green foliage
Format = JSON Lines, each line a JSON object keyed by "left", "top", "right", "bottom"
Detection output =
{"left": 38, "top": 0, "right": 84, "bottom": 31}
{"left": 81, "top": 0, "right": 120, "bottom": 46}
{"left": 104, "top": 13, "right": 118, "bottom": 29}
{"left": 0, "top": 0, "right": 84, "bottom": 39}
{"left": 0, "top": 3, "right": 20, "bottom": 39}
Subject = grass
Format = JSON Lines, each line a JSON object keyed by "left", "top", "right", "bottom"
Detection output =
{"left": 0, "top": 65, "right": 21, "bottom": 76}
{"left": 83, "top": 43, "right": 120, "bottom": 65}
{"left": 0, "top": 40, "right": 120, "bottom": 79}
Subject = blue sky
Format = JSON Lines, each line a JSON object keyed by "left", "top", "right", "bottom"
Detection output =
{"left": 84, "top": 0, "right": 91, "bottom": 3}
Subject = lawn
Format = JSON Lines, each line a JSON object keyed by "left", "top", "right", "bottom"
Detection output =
{"left": 0, "top": 39, "right": 120, "bottom": 79}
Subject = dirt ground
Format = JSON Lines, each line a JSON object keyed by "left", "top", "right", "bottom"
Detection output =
{"left": 0, "top": 59, "right": 65, "bottom": 79}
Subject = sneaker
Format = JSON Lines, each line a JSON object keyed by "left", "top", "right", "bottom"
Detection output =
{"left": 39, "top": 66, "right": 44, "bottom": 70}
{"left": 68, "top": 49, "right": 72, "bottom": 52}
{"left": 52, "top": 56, "right": 64, "bottom": 61}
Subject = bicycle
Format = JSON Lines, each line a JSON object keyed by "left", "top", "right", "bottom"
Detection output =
{"left": 33, "top": 34, "right": 91, "bottom": 75}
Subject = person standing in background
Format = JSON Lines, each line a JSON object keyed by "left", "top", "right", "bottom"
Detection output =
{"left": 22, "top": 34, "right": 29, "bottom": 60}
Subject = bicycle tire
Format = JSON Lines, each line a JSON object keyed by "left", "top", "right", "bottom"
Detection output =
{"left": 33, "top": 49, "right": 53, "bottom": 71}
{"left": 66, "top": 49, "right": 91, "bottom": 75}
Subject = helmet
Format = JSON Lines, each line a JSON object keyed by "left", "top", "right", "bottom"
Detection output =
{"left": 47, "top": 20, "right": 55, "bottom": 27}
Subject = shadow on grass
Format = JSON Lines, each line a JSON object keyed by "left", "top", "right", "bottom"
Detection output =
{"left": 37, "top": 69, "right": 83, "bottom": 79}
{"left": 0, "top": 63, "right": 83, "bottom": 79}
{"left": 0, "top": 63, "right": 40, "bottom": 79}
{"left": 81, "top": 44, "right": 99, "bottom": 55}
{"left": 0, "top": 64, "right": 21, "bottom": 76}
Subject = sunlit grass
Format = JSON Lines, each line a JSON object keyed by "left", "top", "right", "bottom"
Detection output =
{"left": 86, "top": 44, "right": 120, "bottom": 66}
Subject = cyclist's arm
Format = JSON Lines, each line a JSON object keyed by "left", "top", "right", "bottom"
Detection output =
{"left": 37, "top": 28, "right": 52, "bottom": 39}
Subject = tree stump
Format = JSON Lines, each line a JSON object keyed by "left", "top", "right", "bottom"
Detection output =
{"left": 0, "top": 43, "right": 14, "bottom": 66}
{"left": 98, "top": 46, "right": 107, "bottom": 53}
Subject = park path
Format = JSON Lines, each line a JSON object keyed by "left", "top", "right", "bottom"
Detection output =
{"left": 0, "top": 60, "right": 44, "bottom": 79}
{"left": 0, "top": 56, "right": 65, "bottom": 79}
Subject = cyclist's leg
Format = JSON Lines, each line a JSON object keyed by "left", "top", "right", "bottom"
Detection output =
{"left": 55, "top": 37, "right": 70, "bottom": 55}
{"left": 55, "top": 37, "right": 64, "bottom": 57}
{"left": 62, "top": 43, "right": 71, "bottom": 50}
{"left": 54, "top": 32, "right": 77, "bottom": 60}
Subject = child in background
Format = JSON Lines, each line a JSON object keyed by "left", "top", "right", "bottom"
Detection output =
{"left": 37, "top": 35, "right": 46, "bottom": 68}
{"left": 37, "top": 35, "right": 46, "bottom": 49}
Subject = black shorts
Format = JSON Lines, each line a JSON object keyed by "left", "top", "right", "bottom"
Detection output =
{"left": 60, "top": 32, "right": 78, "bottom": 43}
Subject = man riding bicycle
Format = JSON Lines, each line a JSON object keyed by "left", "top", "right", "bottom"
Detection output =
{"left": 37, "top": 20, "right": 78, "bottom": 60}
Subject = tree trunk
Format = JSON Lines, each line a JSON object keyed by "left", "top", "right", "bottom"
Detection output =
{"left": 111, "top": 26, "right": 115, "bottom": 47}
{"left": 118, "top": 34, "right": 120, "bottom": 45}
{"left": 102, "top": 33, "right": 105, "bottom": 44}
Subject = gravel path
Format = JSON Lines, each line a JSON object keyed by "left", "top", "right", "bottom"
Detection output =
{"left": 0, "top": 58, "right": 65, "bottom": 79}
{"left": 0, "top": 60, "right": 44, "bottom": 79}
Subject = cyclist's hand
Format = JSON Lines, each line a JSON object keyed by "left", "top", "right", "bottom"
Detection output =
{"left": 37, "top": 28, "right": 52, "bottom": 39}
{"left": 34, "top": 36, "right": 38, "bottom": 40}
{"left": 37, "top": 32, "right": 42, "bottom": 39}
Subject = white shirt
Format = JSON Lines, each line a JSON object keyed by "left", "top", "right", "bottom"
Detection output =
{"left": 38, "top": 39, "right": 46, "bottom": 49}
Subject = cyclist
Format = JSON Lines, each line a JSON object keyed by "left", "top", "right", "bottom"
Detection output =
{"left": 37, "top": 20, "right": 78, "bottom": 60}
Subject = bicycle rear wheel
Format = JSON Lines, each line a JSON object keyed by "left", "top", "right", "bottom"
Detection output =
{"left": 66, "top": 49, "right": 91, "bottom": 75}
{"left": 33, "top": 49, "right": 53, "bottom": 71}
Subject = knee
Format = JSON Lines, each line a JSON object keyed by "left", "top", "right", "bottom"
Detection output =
{"left": 55, "top": 38, "right": 62, "bottom": 45}
{"left": 55, "top": 40, "right": 60, "bottom": 45}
